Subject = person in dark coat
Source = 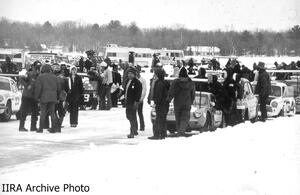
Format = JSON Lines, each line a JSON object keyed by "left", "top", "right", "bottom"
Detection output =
{"left": 148, "top": 68, "right": 170, "bottom": 140}
{"left": 34, "top": 64, "right": 60, "bottom": 133}
{"left": 167, "top": 67, "right": 195, "bottom": 136}
{"left": 18, "top": 61, "right": 41, "bottom": 132}
{"left": 54, "top": 65, "right": 69, "bottom": 131}
{"left": 85, "top": 58, "right": 93, "bottom": 72}
{"left": 124, "top": 67, "right": 142, "bottom": 138}
{"left": 111, "top": 64, "right": 122, "bottom": 107}
{"left": 66, "top": 66, "right": 83, "bottom": 127}
{"left": 255, "top": 62, "right": 271, "bottom": 122}
{"left": 223, "top": 69, "right": 238, "bottom": 126}
{"left": 79, "top": 57, "right": 84, "bottom": 73}
{"left": 194, "top": 67, "right": 208, "bottom": 92}
{"left": 234, "top": 74, "right": 244, "bottom": 124}
{"left": 1, "top": 56, "right": 18, "bottom": 74}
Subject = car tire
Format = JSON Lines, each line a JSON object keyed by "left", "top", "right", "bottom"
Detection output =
{"left": 0, "top": 101, "right": 12, "bottom": 122}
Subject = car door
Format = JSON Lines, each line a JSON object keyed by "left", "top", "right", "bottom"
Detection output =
{"left": 244, "top": 82, "right": 257, "bottom": 119}
{"left": 10, "top": 80, "right": 21, "bottom": 112}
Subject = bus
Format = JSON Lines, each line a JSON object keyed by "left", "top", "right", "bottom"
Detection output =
{"left": 104, "top": 45, "right": 154, "bottom": 67}
{"left": 154, "top": 49, "right": 184, "bottom": 66}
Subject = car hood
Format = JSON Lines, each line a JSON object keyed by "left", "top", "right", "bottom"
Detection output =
{"left": 0, "top": 89, "right": 10, "bottom": 95}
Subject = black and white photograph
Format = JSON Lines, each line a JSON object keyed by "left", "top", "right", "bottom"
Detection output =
{"left": 0, "top": 0, "right": 299, "bottom": 194}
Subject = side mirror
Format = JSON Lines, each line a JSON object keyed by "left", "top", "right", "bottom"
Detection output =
{"left": 210, "top": 102, "right": 215, "bottom": 107}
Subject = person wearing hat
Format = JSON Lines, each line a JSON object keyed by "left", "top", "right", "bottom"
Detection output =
{"left": 99, "top": 61, "right": 113, "bottom": 110}
{"left": 255, "top": 62, "right": 271, "bottom": 122}
{"left": 166, "top": 67, "right": 195, "bottom": 137}
{"left": 148, "top": 68, "right": 170, "bottom": 139}
{"left": 34, "top": 64, "right": 60, "bottom": 133}
{"left": 18, "top": 61, "right": 41, "bottom": 132}
{"left": 1, "top": 56, "right": 18, "bottom": 74}
{"left": 66, "top": 66, "right": 83, "bottom": 127}
{"left": 124, "top": 67, "right": 142, "bottom": 138}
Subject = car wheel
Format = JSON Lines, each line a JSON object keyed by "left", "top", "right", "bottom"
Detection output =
{"left": 0, "top": 101, "right": 12, "bottom": 122}
{"left": 279, "top": 109, "right": 284, "bottom": 117}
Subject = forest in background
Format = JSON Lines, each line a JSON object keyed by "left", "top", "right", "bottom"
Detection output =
{"left": 0, "top": 18, "right": 299, "bottom": 56}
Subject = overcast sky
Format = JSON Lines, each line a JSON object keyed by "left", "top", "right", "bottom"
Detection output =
{"left": 0, "top": 0, "right": 299, "bottom": 31}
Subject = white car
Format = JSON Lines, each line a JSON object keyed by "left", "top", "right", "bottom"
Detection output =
{"left": 252, "top": 81, "right": 296, "bottom": 117}
{"left": 0, "top": 76, "right": 22, "bottom": 121}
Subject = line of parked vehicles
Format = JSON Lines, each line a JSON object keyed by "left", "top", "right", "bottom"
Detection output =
{"left": 150, "top": 71, "right": 300, "bottom": 133}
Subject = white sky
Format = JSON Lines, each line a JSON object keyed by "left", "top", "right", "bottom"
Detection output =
{"left": 0, "top": 0, "right": 299, "bottom": 31}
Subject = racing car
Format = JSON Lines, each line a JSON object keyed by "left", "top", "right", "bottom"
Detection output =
{"left": 252, "top": 80, "right": 296, "bottom": 117}
{"left": 0, "top": 76, "right": 22, "bottom": 121}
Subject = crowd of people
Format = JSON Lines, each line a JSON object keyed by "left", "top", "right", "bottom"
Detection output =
{"left": 1, "top": 54, "right": 298, "bottom": 139}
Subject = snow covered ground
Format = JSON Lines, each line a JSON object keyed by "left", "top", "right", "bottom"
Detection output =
{"left": 0, "top": 106, "right": 300, "bottom": 195}
{"left": 0, "top": 59, "right": 300, "bottom": 195}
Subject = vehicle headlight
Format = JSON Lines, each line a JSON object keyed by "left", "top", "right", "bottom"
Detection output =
{"left": 0, "top": 95, "right": 4, "bottom": 102}
{"left": 151, "top": 109, "right": 156, "bottom": 117}
{"left": 271, "top": 101, "right": 278, "bottom": 108}
{"left": 193, "top": 110, "right": 202, "bottom": 118}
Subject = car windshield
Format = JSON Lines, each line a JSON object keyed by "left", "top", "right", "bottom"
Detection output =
{"left": 270, "top": 86, "right": 281, "bottom": 97}
{"left": 0, "top": 78, "right": 10, "bottom": 91}
{"left": 194, "top": 93, "right": 208, "bottom": 107}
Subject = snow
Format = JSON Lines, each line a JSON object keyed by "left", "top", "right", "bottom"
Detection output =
{"left": 0, "top": 58, "right": 300, "bottom": 195}
{"left": 1, "top": 110, "right": 300, "bottom": 195}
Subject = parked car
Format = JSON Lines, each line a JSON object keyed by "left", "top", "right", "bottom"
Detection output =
{"left": 80, "top": 74, "right": 98, "bottom": 109}
{"left": 252, "top": 81, "right": 296, "bottom": 117}
{"left": 279, "top": 76, "right": 300, "bottom": 113}
{"left": 0, "top": 76, "right": 22, "bottom": 121}
{"left": 151, "top": 78, "right": 225, "bottom": 133}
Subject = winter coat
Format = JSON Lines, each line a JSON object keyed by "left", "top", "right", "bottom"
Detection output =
{"left": 112, "top": 71, "right": 122, "bottom": 86}
{"left": 20, "top": 70, "right": 39, "bottom": 99}
{"left": 66, "top": 74, "right": 83, "bottom": 104}
{"left": 167, "top": 77, "right": 195, "bottom": 108}
{"left": 223, "top": 77, "right": 237, "bottom": 101}
{"left": 124, "top": 78, "right": 142, "bottom": 106}
{"left": 57, "top": 74, "right": 69, "bottom": 101}
{"left": 255, "top": 69, "right": 271, "bottom": 97}
{"left": 35, "top": 68, "right": 60, "bottom": 103}
{"left": 153, "top": 78, "right": 170, "bottom": 106}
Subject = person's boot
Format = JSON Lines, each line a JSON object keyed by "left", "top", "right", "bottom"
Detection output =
{"left": 30, "top": 122, "right": 38, "bottom": 131}
{"left": 19, "top": 120, "right": 28, "bottom": 131}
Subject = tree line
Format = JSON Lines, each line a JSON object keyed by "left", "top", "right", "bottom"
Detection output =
{"left": 0, "top": 18, "right": 299, "bottom": 56}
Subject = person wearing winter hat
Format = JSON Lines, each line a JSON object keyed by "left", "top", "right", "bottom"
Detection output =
{"left": 255, "top": 61, "right": 271, "bottom": 122}
{"left": 124, "top": 66, "right": 142, "bottom": 138}
{"left": 34, "top": 64, "right": 60, "bottom": 133}
{"left": 66, "top": 65, "right": 83, "bottom": 127}
{"left": 166, "top": 67, "right": 195, "bottom": 137}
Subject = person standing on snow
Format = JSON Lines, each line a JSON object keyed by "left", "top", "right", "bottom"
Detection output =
{"left": 18, "top": 61, "right": 41, "bottom": 132}
{"left": 124, "top": 67, "right": 142, "bottom": 138}
{"left": 166, "top": 67, "right": 195, "bottom": 137}
{"left": 255, "top": 62, "right": 271, "bottom": 122}
{"left": 136, "top": 65, "right": 147, "bottom": 131}
{"left": 148, "top": 68, "right": 170, "bottom": 140}
{"left": 66, "top": 66, "right": 83, "bottom": 127}
{"left": 99, "top": 61, "right": 113, "bottom": 110}
{"left": 34, "top": 64, "right": 60, "bottom": 133}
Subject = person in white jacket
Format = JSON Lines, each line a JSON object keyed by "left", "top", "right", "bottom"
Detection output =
{"left": 136, "top": 66, "right": 147, "bottom": 131}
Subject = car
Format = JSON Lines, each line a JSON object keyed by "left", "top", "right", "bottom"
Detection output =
{"left": 252, "top": 81, "right": 296, "bottom": 117}
{"left": 80, "top": 74, "right": 98, "bottom": 109}
{"left": 151, "top": 78, "right": 225, "bottom": 133}
{"left": 236, "top": 78, "right": 259, "bottom": 122}
{"left": 0, "top": 76, "right": 22, "bottom": 121}
{"left": 279, "top": 76, "right": 300, "bottom": 113}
